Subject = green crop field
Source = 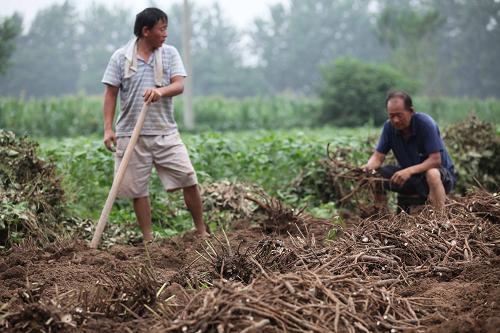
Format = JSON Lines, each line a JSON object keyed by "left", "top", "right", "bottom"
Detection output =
{"left": 2, "top": 94, "right": 497, "bottom": 238}
{"left": 1, "top": 95, "right": 499, "bottom": 137}
{"left": 38, "top": 127, "right": 376, "bottom": 236}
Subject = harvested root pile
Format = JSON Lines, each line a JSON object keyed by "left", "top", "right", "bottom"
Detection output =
{"left": 246, "top": 192, "right": 332, "bottom": 234}
{"left": 201, "top": 181, "right": 261, "bottom": 225}
{"left": 0, "top": 130, "right": 64, "bottom": 247}
{"left": 192, "top": 232, "right": 298, "bottom": 284}
{"left": 246, "top": 193, "right": 309, "bottom": 234}
{"left": 2, "top": 303, "right": 74, "bottom": 333}
{"left": 290, "top": 190, "right": 499, "bottom": 282}
{"left": 73, "top": 265, "right": 158, "bottom": 320}
{"left": 2, "top": 265, "right": 158, "bottom": 331}
{"left": 252, "top": 238, "right": 298, "bottom": 273}
{"left": 1, "top": 190, "right": 498, "bottom": 333}
{"left": 453, "top": 188, "right": 499, "bottom": 224}
{"left": 292, "top": 143, "right": 387, "bottom": 214}
{"left": 323, "top": 143, "right": 385, "bottom": 205}
{"left": 152, "top": 191, "right": 499, "bottom": 331}
{"left": 155, "top": 271, "right": 438, "bottom": 333}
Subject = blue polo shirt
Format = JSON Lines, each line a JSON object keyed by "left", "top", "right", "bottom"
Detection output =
{"left": 376, "top": 113, "right": 456, "bottom": 181}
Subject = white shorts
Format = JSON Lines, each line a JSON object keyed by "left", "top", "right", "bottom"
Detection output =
{"left": 114, "top": 133, "right": 198, "bottom": 198}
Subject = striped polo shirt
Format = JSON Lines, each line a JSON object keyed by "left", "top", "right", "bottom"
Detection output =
{"left": 102, "top": 43, "right": 186, "bottom": 137}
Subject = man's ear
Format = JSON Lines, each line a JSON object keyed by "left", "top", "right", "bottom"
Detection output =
{"left": 142, "top": 26, "right": 150, "bottom": 37}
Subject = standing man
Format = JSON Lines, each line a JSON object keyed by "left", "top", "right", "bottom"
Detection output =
{"left": 101, "top": 8, "right": 209, "bottom": 240}
{"left": 363, "top": 90, "right": 456, "bottom": 210}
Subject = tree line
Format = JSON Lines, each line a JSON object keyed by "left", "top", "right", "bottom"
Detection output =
{"left": 0, "top": 0, "right": 498, "bottom": 98}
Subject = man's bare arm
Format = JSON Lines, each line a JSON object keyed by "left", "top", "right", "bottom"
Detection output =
{"left": 103, "top": 84, "right": 119, "bottom": 151}
{"left": 362, "top": 151, "right": 386, "bottom": 172}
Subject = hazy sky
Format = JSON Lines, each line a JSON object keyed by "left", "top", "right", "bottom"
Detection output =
{"left": 1, "top": 0, "right": 288, "bottom": 30}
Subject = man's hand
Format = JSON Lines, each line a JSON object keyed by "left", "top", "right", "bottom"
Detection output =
{"left": 362, "top": 151, "right": 386, "bottom": 173}
{"left": 143, "top": 88, "right": 162, "bottom": 103}
{"left": 361, "top": 163, "right": 375, "bottom": 173}
{"left": 390, "top": 168, "right": 412, "bottom": 186}
{"left": 104, "top": 129, "right": 117, "bottom": 152}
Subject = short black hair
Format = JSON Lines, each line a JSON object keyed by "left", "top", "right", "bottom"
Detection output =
{"left": 134, "top": 8, "right": 168, "bottom": 37}
{"left": 385, "top": 90, "right": 414, "bottom": 111}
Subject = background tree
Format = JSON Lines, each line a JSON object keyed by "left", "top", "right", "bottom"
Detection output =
{"left": 319, "top": 58, "right": 419, "bottom": 127}
{"left": 76, "top": 4, "right": 133, "bottom": 94}
{"left": 168, "top": 3, "right": 264, "bottom": 97}
{"left": 250, "top": 0, "right": 387, "bottom": 95}
{"left": 0, "top": 1, "right": 78, "bottom": 96}
{"left": 0, "top": 0, "right": 499, "bottom": 99}
{"left": 433, "top": 0, "right": 500, "bottom": 97}
{"left": 0, "top": 13, "right": 22, "bottom": 75}
{"left": 376, "top": 5, "right": 445, "bottom": 96}
{"left": 377, "top": 0, "right": 500, "bottom": 98}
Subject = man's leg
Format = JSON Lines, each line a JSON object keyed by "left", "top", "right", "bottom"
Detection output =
{"left": 426, "top": 168, "right": 446, "bottom": 210}
{"left": 133, "top": 196, "right": 153, "bottom": 241}
{"left": 183, "top": 185, "right": 210, "bottom": 237}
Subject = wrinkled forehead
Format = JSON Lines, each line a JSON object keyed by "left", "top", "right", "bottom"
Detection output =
{"left": 387, "top": 97, "right": 407, "bottom": 111}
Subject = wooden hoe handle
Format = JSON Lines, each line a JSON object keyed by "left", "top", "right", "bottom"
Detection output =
{"left": 90, "top": 102, "right": 150, "bottom": 248}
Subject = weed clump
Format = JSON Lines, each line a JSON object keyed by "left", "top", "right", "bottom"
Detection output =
{"left": 0, "top": 130, "right": 64, "bottom": 247}
{"left": 444, "top": 115, "right": 500, "bottom": 194}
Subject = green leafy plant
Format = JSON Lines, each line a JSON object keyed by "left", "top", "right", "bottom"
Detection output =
{"left": 319, "top": 58, "right": 419, "bottom": 127}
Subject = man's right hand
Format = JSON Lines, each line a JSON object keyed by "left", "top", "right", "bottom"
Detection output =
{"left": 361, "top": 163, "right": 376, "bottom": 173}
{"left": 362, "top": 151, "right": 386, "bottom": 173}
{"left": 104, "top": 129, "right": 117, "bottom": 152}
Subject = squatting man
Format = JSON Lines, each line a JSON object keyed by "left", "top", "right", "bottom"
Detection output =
{"left": 362, "top": 91, "right": 456, "bottom": 211}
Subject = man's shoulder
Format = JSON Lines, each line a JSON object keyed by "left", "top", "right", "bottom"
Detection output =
{"left": 160, "top": 44, "right": 181, "bottom": 58}
{"left": 381, "top": 119, "right": 393, "bottom": 132}
{"left": 109, "top": 45, "right": 127, "bottom": 63}
{"left": 414, "top": 112, "right": 437, "bottom": 125}
{"left": 161, "top": 44, "right": 180, "bottom": 52}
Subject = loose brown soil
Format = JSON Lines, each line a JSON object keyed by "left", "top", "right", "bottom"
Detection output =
{"left": 1, "top": 195, "right": 499, "bottom": 333}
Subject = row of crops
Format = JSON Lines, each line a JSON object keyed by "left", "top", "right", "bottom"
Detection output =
{"left": 1, "top": 95, "right": 499, "bottom": 137}
{"left": 39, "top": 128, "right": 374, "bottom": 236}
{"left": 1, "top": 93, "right": 498, "bottom": 241}
{"left": 35, "top": 116, "right": 498, "bottom": 239}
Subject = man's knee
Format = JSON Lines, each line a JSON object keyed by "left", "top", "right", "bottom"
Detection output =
{"left": 378, "top": 165, "right": 400, "bottom": 179}
{"left": 425, "top": 168, "right": 442, "bottom": 186}
{"left": 133, "top": 196, "right": 149, "bottom": 203}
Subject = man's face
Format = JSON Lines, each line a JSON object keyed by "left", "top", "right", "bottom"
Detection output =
{"left": 387, "top": 97, "right": 413, "bottom": 131}
{"left": 143, "top": 19, "right": 168, "bottom": 48}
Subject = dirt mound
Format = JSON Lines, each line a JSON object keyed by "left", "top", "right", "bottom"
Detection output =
{"left": 0, "top": 130, "right": 64, "bottom": 247}
{"left": 402, "top": 257, "right": 500, "bottom": 333}
{"left": 1, "top": 190, "right": 498, "bottom": 332}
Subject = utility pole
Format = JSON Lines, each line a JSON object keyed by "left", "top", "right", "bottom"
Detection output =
{"left": 182, "top": 0, "right": 194, "bottom": 130}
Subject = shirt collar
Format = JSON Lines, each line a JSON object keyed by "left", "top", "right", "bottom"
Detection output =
{"left": 395, "top": 113, "right": 417, "bottom": 137}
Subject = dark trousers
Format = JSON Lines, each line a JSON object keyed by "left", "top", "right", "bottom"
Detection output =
{"left": 378, "top": 165, "right": 455, "bottom": 199}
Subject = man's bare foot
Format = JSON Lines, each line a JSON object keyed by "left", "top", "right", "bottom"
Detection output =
{"left": 197, "top": 231, "right": 211, "bottom": 238}
{"left": 196, "top": 223, "right": 211, "bottom": 238}
{"left": 142, "top": 233, "right": 154, "bottom": 242}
